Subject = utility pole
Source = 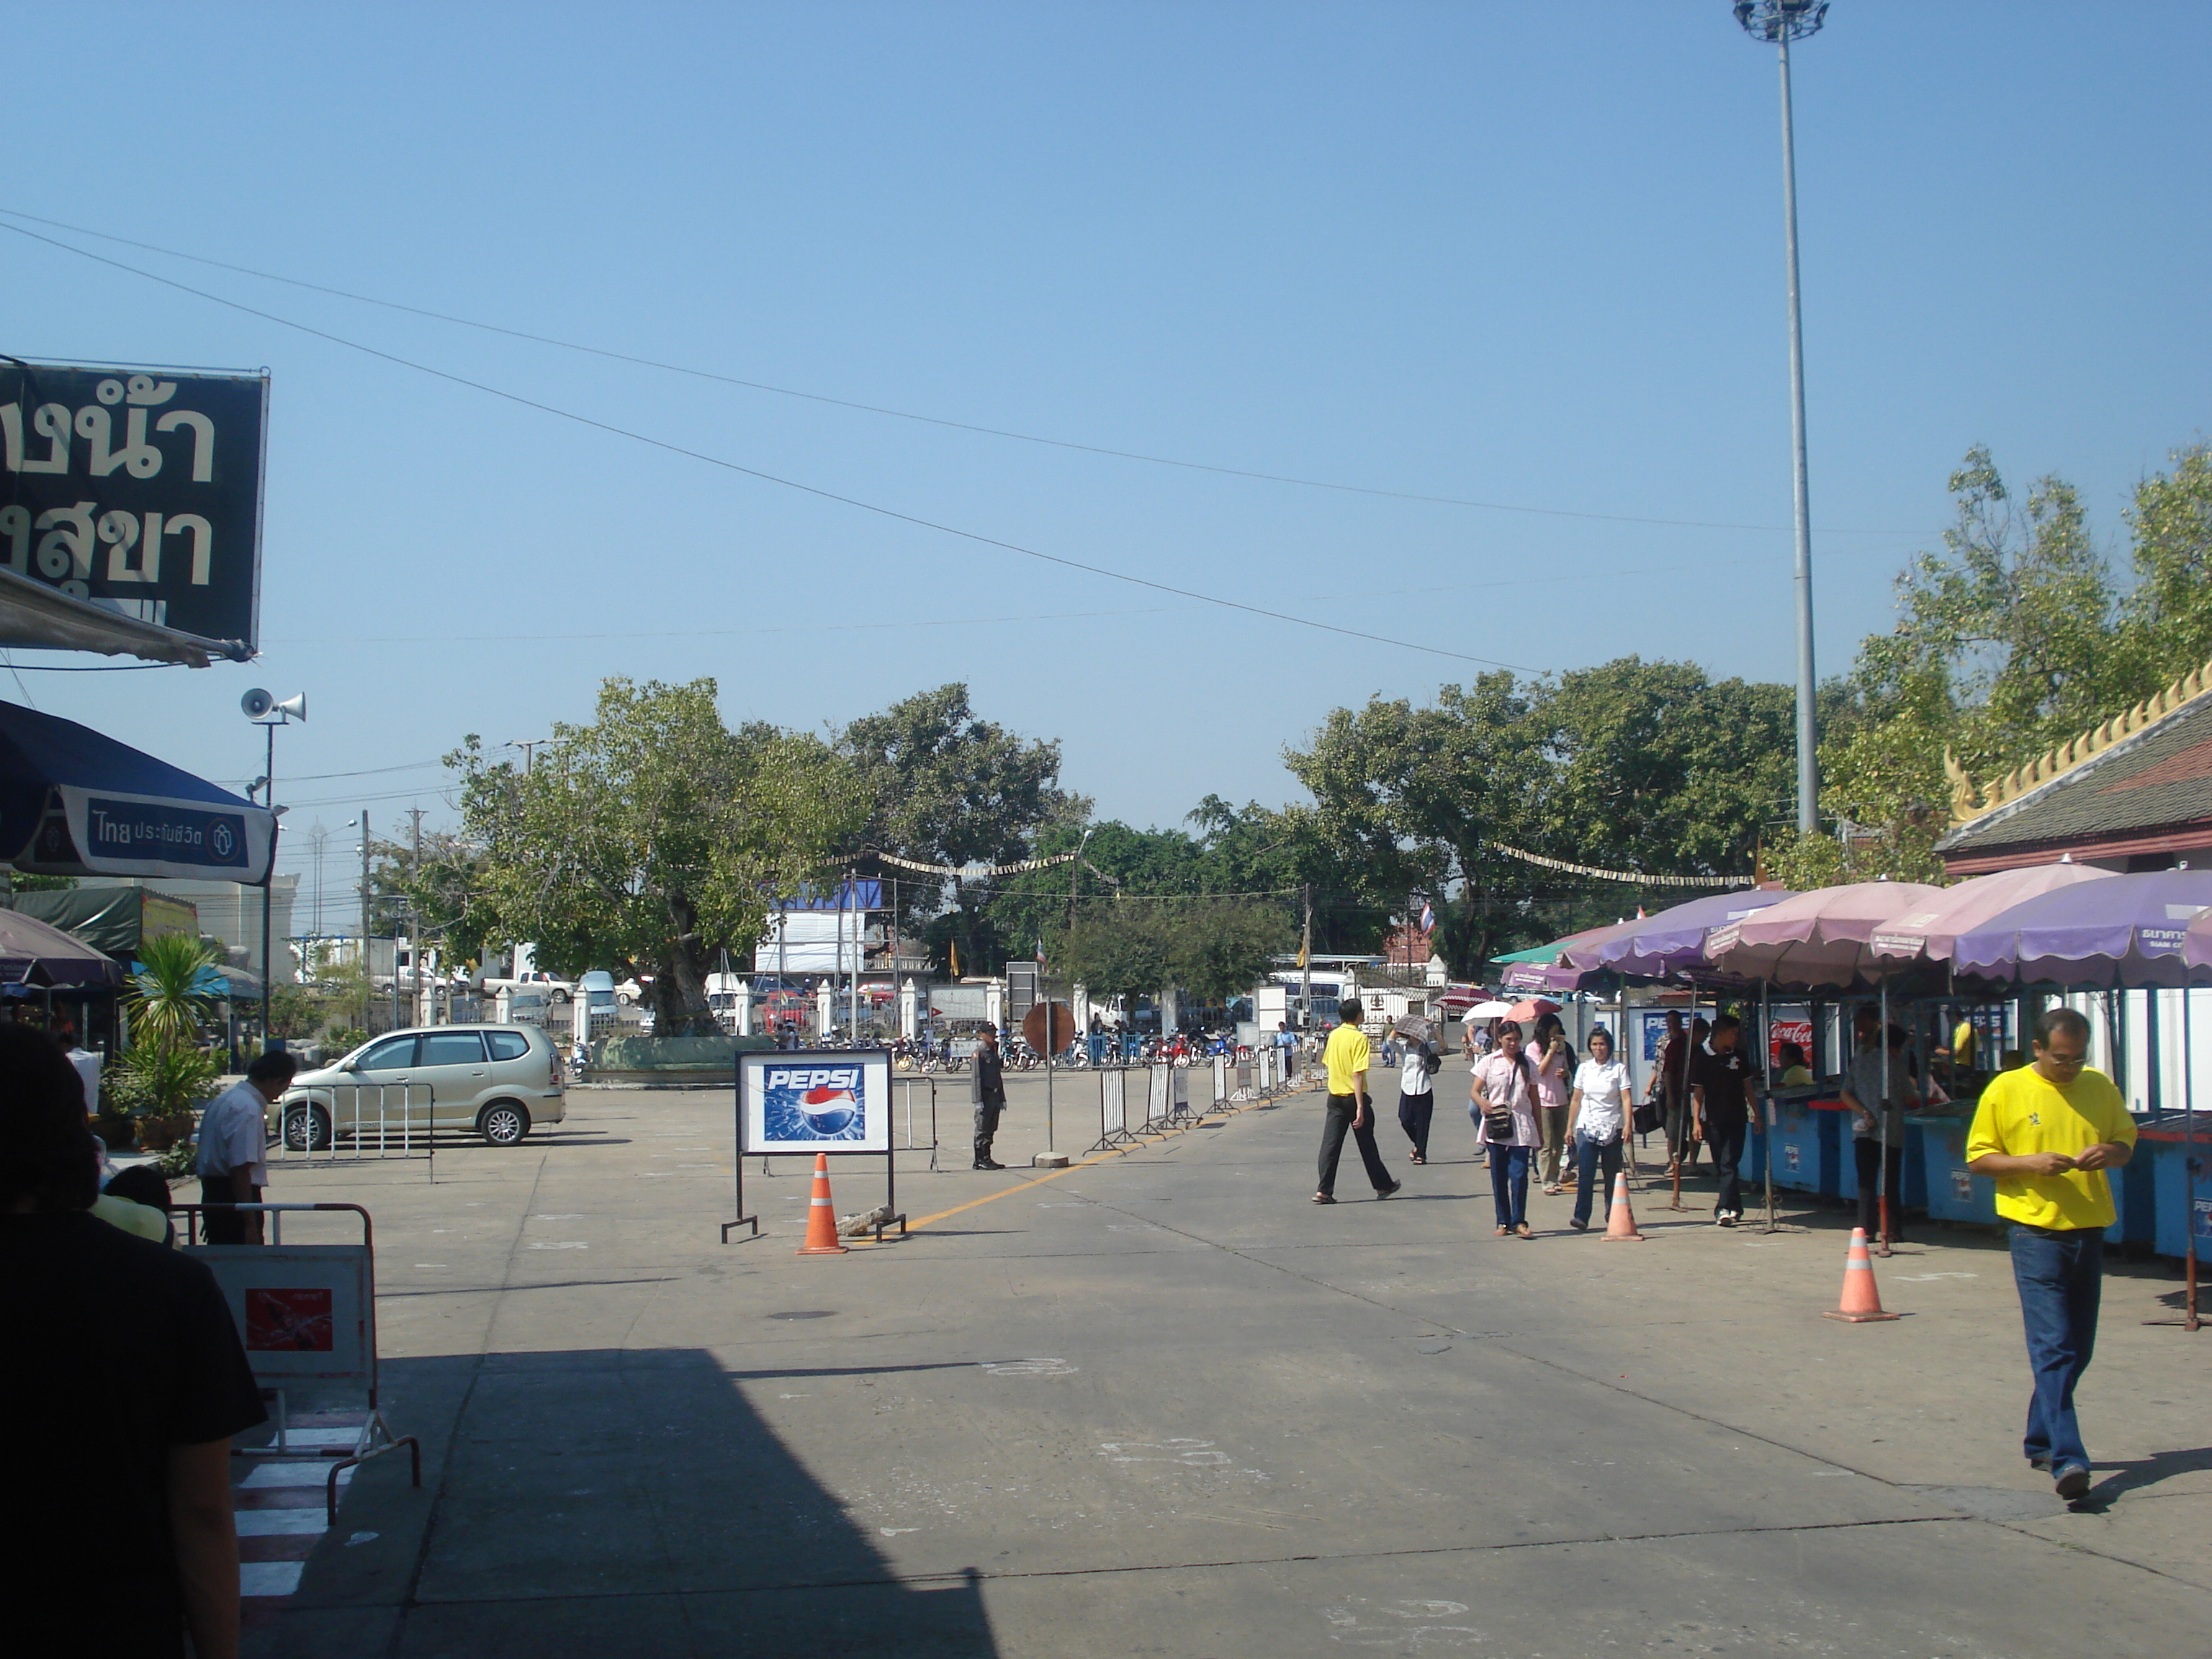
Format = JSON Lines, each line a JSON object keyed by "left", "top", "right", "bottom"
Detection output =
{"left": 1736, "top": 0, "right": 1828, "bottom": 835}
{"left": 408, "top": 807, "right": 426, "bottom": 1025}
{"left": 356, "top": 812, "right": 372, "bottom": 1029}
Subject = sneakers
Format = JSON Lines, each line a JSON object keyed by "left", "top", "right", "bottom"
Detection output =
{"left": 1717, "top": 1213, "right": 1739, "bottom": 1228}
{"left": 2054, "top": 1465, "right": 2092, "bottom": 1501}
{"left": 1569, "top": 1217, "right": 1590, "bottom": 1232}
{"left": 1312, "top": 1192, "right": 1337, "bottom": 1204}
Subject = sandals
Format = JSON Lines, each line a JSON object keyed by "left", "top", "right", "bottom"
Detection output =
{"left": 1495, "top": 1225, "right": 1511, "bottom": 1236}
{"left": 1410, "top": 1153, "right": 1426, "bottom": 1165}
{"left": 1516, "top": 1223, "right": 1535, "bottom": 1238}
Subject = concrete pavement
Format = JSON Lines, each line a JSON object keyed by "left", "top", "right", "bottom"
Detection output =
{"left": 240, "top": 1058, "right": 2211, "bottom": 1657}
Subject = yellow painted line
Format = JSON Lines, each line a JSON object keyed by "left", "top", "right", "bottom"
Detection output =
{"left": 858, "top": 1083, "right": 1321, "bottom": 1240}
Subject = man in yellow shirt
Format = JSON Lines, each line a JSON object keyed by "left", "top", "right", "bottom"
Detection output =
{"left": 1965, "top": 1006, "right": 2136, "bottom": 1502}
{"left": 1315, "top": 999, "right": 1401, "bottom": 1204}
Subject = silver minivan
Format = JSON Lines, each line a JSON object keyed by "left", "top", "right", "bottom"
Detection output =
{"left": 274, "top": 1024, "right": 566, "bottom": 1148}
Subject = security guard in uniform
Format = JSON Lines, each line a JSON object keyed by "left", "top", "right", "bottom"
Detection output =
{"left": 971, "top": 1025, "right": 1007, "bottom": 1169}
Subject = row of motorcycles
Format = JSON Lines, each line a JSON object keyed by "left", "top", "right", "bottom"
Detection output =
{"left": 890, "top": 1030, "right": 1251, "bottom": 1073}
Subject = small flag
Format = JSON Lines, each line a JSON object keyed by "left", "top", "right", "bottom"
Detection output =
{"left": 948, "top": 939, "right": 961, "bottom": 977}
{"left": 1419, "top": 901, "right": 1434, "bottom": 934}
{"left": 1296, "top": 941, "right": 1308, "bottom": 969}
{"left": 1035, "top": 937, "right": 1048, "bottom": 971}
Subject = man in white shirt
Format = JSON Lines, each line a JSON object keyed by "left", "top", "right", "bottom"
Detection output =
{"left": 194, "top": 1051, "right": 296, "bottom": 1244}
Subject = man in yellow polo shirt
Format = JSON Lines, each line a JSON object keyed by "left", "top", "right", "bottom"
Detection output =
{"left": 1314, "top": 999, "right": 1401, "bottom": 1204}
{"left": 1966, "top": 1006, "right": 2136, "bottom": 1503}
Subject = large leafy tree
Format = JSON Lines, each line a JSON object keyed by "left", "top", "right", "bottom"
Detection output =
{"left": 2118, "top": 441, "right": 2212, "bottom": 687}
{"left": 450, "top": 678, "right": 859, "bottom": 1035}
{"left": 837, "top": 683, "right": 1081, "bottom": 976}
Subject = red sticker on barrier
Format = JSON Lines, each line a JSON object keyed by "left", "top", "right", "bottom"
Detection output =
{"left": 246, "top": 1287, "right": 334, "bottom": 1352}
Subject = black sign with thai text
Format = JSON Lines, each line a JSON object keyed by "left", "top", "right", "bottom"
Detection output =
{"left": 0, "top": 361, "right": 266, "bottom": 649}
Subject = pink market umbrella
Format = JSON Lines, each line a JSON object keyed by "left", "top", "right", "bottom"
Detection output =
{"left": 2187, "top": 908, "right": 2212, "bottom": 971}
{"left": 1504, "top": 997, "right": 1560, "bottom": 1024}
{"left": 1869, "top": 861, "right": 2120, "bottom": 964}
{"left": 1951, "top": 869, "right": 2212, "bottom": 988}
{"left": 1706, "top": 880, "right": 1946, "bottom": 989}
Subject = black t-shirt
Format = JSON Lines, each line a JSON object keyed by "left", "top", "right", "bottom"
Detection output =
{"left": 1, "top": 1210, "right": 267, "bottom": 1657}
{"left": 1691, "top": 1044, "right": 1759, "bottom": 1131}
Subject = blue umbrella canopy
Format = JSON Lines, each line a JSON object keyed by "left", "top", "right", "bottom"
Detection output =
{"left": 0, "top": 700, "right": 273, "bottom": 883}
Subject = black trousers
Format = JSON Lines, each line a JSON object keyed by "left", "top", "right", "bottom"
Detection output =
{"left": 1396, "top": 1089, "right": 1434, "bottom": 1157}
{"left": 1318, "top": 1094, "right": 1393, "bottom": 1196}
{"left": 199, "top": 1178, "right": 258, "bottom": 1244}
{"left": 1705, "top": 1120, "right": 1746, "bottom": 1217}
{"left": 1855, "top": 1137, "right": 1906, "bottom": 1238}
{"left": 973, "top": 1100, "right": 1003, "bottom": 1164}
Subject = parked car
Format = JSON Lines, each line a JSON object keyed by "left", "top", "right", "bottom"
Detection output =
{"left": 273, "top": 1024, "right": 566, "bottom": 1149}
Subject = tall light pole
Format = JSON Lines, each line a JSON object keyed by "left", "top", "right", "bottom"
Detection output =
{"left": 243, "top": 690, "right": 305, "bottom": 1049}
{"left": 1737, "top": 0, "right": 1827, "bottom": 836}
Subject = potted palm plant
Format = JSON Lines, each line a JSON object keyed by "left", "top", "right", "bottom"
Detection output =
{"left": 117, "top": 935, "right": 226, "bottom": 1151}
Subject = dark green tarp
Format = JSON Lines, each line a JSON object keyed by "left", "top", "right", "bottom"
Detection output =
{"left": 2, "top": 886, "right": 198, "bottom": 961}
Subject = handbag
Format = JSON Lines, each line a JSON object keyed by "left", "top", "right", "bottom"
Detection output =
{"left": 1632, "top": 1097, "right": 1662, "bottom": 1136}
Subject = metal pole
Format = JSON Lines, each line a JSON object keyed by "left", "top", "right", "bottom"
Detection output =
{"left": 261, "top": 720, "right": 276, "bottom": 1052}
{"left": 357, "top": 811, "right": 372, "bottom": 1030}
{"left": 1778, "top": 26, "right": 1820, "bottom": 835}
{"left": 1877, "top": 978, "right": 1892, "bottom": 1256}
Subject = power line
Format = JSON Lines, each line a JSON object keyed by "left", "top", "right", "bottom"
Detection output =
{"left": 0, "top": 221, "right": 1537, "bottom": 674}
{"left": 0, "top": 205, "right": 1929, "bottom": 541}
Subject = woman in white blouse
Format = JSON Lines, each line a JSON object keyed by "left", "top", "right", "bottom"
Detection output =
{"left": 1470, "top": 1021, "right": 1543, "bottom": 1236}
{"left": 1564, "top": 1026, "right": 1634, "bottom": 1231}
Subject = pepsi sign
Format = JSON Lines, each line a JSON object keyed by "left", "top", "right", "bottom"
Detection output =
{"left": 739, "top": 1048, "right": 892, "bottom": 1154}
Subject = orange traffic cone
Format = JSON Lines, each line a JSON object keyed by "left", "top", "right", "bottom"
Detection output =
{"left": 797, "top": 1153, "right": 850, "bottom": 1256}
{"left": 1601, "top": 1172, "right": 1647, "bottom": 1241}
{"left": 1823, "top": 1227, "right": 1899, "bottom": 1322}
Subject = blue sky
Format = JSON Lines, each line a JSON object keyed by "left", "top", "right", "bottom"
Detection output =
{"left": 5, "top": 3, "right": 2207, "bottom": 931}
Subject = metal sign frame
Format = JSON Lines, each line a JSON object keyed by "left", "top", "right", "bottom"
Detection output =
{"left": 724, "top": 1046, "right": 904, "bottom": 1243}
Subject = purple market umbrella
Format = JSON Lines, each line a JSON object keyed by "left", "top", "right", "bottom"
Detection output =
{"left": 1951, "top": 869, "right": 2212, "bottom": 988}
{"left": 1576, "top": 887, "right": 1795, "bottom": 978}
{"left": 1868, "top": 860, "right": 2119, "bottom": 963}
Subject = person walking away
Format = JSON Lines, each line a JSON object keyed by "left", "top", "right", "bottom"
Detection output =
{"left": 195, "top": 1051, "right": 297, "bottom": 1246}
{"left": 1565, "top": 1026, "right": 1632, "bottom": 1231}
{"left": 1965, "top": 1007, "right": 2134, "bottom": 1502}
{"left": 1532, "top": 1019, "right": 1574, "bottom": 1194}
{"left": 1396, "top": 1035, "right": 1439, "bottom": 1164}
{"left": 1843, "top": 1021, "right": 1918, "bottom": 1244}
{"left": 970, "top": 1026, "right": 1007, "bottom": 1169}
{"left": 1472, "top": 1021, "right": 1542, "bottom": 1237}
{"left": 1691, "top": 1015, "right": 1757, "bottom": 1227}
{"left": 1650, "top": 1012, "right": 1694, "bottom": 1174}
{"left": 1315, "top": 999, "right": 1400, "bottom": 1203}
{"left": 1, "top": 1025, "right": 268, "bottom": 1659}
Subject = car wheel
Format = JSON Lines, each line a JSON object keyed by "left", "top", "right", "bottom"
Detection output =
{"left": 616, "top": 992, "right": 632, "bottom": 1007}
{"left": 478, "top": 1100, "right": 531, "bottom": 1146}
{"left": 284, "top": 1105, "right": 331, "bottom": 1152}
{"left": 549, "top": 989, "right": 571, "bottom": 1005}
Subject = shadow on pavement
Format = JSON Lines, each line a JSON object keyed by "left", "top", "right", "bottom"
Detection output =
{"left": 2083, "top": 1444, "right": 2212, "bottom": 1506}
{"left": 268, "top": 1347, "right": 996, "bottom": 1659}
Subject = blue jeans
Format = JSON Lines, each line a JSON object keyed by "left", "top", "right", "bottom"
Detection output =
{"left": 1572, "top": 1132, "right": 1624, "bottom": 1227}
{"left": 2010, "top": 1224, "right": 2103, "bottom": 1473}
{"left": 1486, "top": 1143, "right": 1531, "bottom": 1228}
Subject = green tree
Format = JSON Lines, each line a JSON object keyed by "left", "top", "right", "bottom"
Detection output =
{"left": 450, "top": 678, "right": 860, "bottom": 1035}
{"left": 125, "top": 932, "right": 224, "bottom": 1053}
{"left": 2118, "top": 441, "right": 2212, "bottom": 687}
{"left": 838, "top": 683, "right": 1082, "bottom": 976}
{"left": 1169, "top": 899, "right": 1295, "bottom": 1002}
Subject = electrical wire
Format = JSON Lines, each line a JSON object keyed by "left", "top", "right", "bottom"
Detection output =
{"left": 0, "top": 221, "right": 1539, "bottom": 673}
{"left": 0, "top": 205, "right": 1929, "bottom": 540}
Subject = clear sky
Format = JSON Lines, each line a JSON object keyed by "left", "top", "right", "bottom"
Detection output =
{"left": 5, "top": 2, "right": 2207, "bottom": 932}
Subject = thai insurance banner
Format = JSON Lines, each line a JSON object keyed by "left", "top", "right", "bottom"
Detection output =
{"left": 739, "top": 1048, "right": 892, "bottom": 1155}
{"left": 1, "top": 362, "right": 267, "bottom": 649}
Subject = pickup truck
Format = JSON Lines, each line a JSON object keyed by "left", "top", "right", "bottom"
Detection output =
{"left": 479, "top": 968, "right": 575, "bottom": 1004}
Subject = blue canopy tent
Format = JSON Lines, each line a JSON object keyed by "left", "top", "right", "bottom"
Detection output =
{"left": 0, "top": 700, "right": 274, "bottom": 884}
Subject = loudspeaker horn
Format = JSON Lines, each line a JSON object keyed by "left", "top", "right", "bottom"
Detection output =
{"left": 274, "top": 692, "right": 307, "bottom": 722}
{"left": 240, "top": 688, "right": 274, "bottom": 719}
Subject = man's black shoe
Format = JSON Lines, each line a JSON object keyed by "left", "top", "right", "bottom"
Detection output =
{"left": 973, "top": 1159, "right": 1005, "bottom": 1171}
{"left": 2054, "top": 1465, "right": 2092, "bottom": 1501}
{"left": 1376, "top": 1179, "right": 1403, "bottom": 1199}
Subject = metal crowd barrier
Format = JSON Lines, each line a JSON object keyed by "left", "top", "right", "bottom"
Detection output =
{"left": 271, "top": 1084, "right": 436, "bottom": 1164}
{"left": 897, "top": 1074, "right": 940, "bottom": 1171}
